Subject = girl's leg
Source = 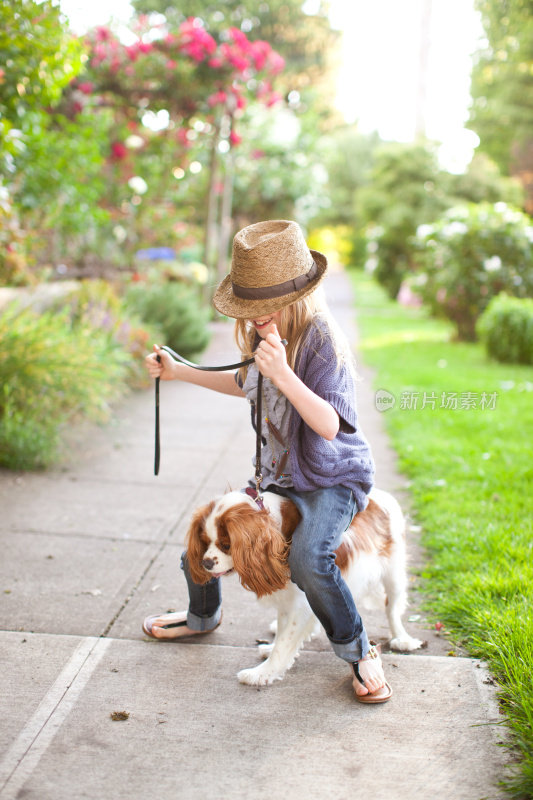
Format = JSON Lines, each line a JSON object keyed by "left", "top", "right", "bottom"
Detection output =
{"left": 181, "top": 551, "right": 222, "bottom": 630}
{"left": 285, "top": 486, "right": 390, "bottom": 699}
{"left": 142, "top": 551, "right": 222, "bottom": 639}
{"left": 286, "top": 486, "right": 370, "bottom": 659}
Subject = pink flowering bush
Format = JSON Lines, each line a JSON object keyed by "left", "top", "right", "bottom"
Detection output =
{"left": 76, "top": 16, "right": 285, "bottom": 148}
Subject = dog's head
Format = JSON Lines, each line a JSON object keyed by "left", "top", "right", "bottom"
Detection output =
{"left": 186, "top": 491, "right": 294, "bottom": 597}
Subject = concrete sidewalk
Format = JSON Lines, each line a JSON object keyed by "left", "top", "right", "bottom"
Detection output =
{"left": 0, "top": 270, "right": 507, "bottom": 799}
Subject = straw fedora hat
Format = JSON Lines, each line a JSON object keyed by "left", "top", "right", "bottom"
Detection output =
{"left": 213, "top": 220, "right": 328, "bottom": 319}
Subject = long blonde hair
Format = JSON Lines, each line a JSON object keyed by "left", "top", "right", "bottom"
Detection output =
{"left": 235, "top": 287, "right": 354, "bottom": 384}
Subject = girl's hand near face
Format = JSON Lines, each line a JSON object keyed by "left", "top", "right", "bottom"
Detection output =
{"left": 254, "top": 324, "right": 290, "bottom": 383}
{"left": 256, "top": 324, "right": 340, "bottom": 441}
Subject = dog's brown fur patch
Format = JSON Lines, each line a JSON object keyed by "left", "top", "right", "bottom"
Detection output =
{"left": 279, "top": 499, "right": 301, "bottom": 540}
{"left": 335, "top": 499, "right": 393, "bottom": 571}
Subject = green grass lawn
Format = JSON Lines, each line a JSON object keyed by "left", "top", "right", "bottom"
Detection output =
{"left": 351, "top": 270, "right": 533, "bottom": 799}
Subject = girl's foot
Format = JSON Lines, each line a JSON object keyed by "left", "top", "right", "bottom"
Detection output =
{"left": 142, "top": 610, "right": 220, "bottom": 640}
{"left": 352, "top": 645, "right": 393, "bottom": 704}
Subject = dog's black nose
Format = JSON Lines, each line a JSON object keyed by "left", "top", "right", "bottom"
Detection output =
{"left": 202, "top": 557, "right": 216, "bottom": 570}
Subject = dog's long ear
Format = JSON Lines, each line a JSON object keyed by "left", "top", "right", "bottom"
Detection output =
{"left": 224, "top": 504, "right": 290, "bottom": 597}
{"left": 186, "top": 502, "right": 215, "bottom": 585}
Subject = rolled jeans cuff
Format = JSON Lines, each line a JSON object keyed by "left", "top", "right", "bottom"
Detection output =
{"left": 331, "top": 627, "right": 371, "bottom": 664}
{"left": 186, "top": 606, "right": 221, "bottom": 632}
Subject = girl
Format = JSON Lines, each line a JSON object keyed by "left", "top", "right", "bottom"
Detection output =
{"left": 143, "top": 220, "right": 392, "bottom": 703}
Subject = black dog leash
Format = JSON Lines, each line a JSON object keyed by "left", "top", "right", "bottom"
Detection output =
{"left": 154, "top": 342, "right": 286, "bottom": 496}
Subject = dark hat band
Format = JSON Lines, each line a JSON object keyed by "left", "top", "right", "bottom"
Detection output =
{"left": 232, "top": 260, "right": 319, "bottom": 301}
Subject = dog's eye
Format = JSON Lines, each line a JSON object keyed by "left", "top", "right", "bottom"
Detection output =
{"left": 218, "top": 536, "right": 230, "bottom": 553}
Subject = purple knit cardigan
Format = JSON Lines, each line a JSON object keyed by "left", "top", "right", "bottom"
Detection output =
{"left": 237, "top": 318, "right": 375, "bottom": 512}
{"left": 287, "top": 318, "right": 374, "bottom": 511}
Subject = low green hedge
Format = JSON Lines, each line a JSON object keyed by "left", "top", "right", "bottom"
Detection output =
{"left": 477, "top": 294, "right": 533, "bottom": 365}
{"left": 0, "top": 304, "right": 131, "bottom": 469}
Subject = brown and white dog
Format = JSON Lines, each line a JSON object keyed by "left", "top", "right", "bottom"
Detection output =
{"left": 186, "top": 487, "right": 423, "bottom": 686}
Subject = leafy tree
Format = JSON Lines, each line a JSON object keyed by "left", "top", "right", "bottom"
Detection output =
{"left": 0, "top": 0, "right": 85, "bottom": 163}
{"left": 311, "top": 127, "right": 381, "bottom": 227}
{"left": 12, "top": 109, "right": 111, "bottom": 264}
{"left": 445, "top": 152, "right": 524, "bottom": 207}
{"left": 1, "top": 0, "right": 91, "bottom": 280}
{"left": 230, "top": 108, "right": 322, "bottom": 226}
{"left": 356, "top": 141, "right": 451, "bottom": 297}
{"left": 469, "top": 0, "right": 533, "bottom": 210}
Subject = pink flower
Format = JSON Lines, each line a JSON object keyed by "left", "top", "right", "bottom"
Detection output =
{"left": 138, "top": 41, "right": 153, "bottom": 54}
{"left": 208, "top": 56, "right": 224, "bottom": 69}
{"left": 229, "top": 130, "right": 242, "bottom": 146}
{"left": 228, "top": 27, "right": 251, "bottom": 51}
{"left": 125, "top": 44, "right": 139, "bottom": 61}
{"left": 266, "top": 51, "right": 285, "bottom": 75}
{"left": 220, "top": 43, "right": 249, "bottom": 72}
{"left": 77, "top": 82, "right": 94, "bottom": 94}
{"left": 265, "top": 91, "right": 283, "bottom": 107}
{"left": 207, "top": 90, "right": 228, "bottom": 107}
{"left": 179, "top": 18, "right": 217, "bottom": 62}
{"left": 250, "top": 40, "right": 271, "bottom": 72}
{"left": 177, "top": 128, "right": 191, "bottom": 147}
{"left": 111, "top": 141, "right": 127, "bottom": 160}
{"left": 95, "top": 26, "right": 111, "bottom": 41}
{"left": 93, "top": 43, "right": 107, "bottom": 60}
{"left": 252, "top": 149, "right": 265, "bottom": 160}
{"left": 166, "top": 59, "right": 177, "bottom": 69}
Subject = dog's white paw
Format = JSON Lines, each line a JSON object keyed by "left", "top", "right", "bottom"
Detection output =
{"left": 238, "top": 664, "right": 284, "bottom": 686}
{"left": 308, "top": 620, "right": 321, "bottom": 640}
{"left": 390, "top": 636, "right": 424, "bottom": 652}
{"left": 258, "top": 642, "right": 274, "bottom": 659}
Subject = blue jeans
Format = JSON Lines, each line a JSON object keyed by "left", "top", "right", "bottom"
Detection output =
{"left": 181, "top": 484, "right": 371, "bottom": 662}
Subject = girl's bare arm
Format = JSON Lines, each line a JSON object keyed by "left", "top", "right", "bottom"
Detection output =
{"left": 145, "top": 345, "right": 245, "bottom": 397}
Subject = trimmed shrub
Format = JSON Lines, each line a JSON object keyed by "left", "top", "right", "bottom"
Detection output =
{"left": 477, "top": 294, "right": 533, "bottom": 365}
{"left": 0, "top": 304, "right": 131, "bottom": 469}
{"left": 124, "top": 281, "right": 211, "bottom": 358}
{"left": 412, "top": 202, "right": 533, "bottom": 341}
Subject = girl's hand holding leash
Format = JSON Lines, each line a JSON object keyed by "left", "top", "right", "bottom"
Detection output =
{"left": 146, "top": 344, "right": 177, "bottom": 381}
